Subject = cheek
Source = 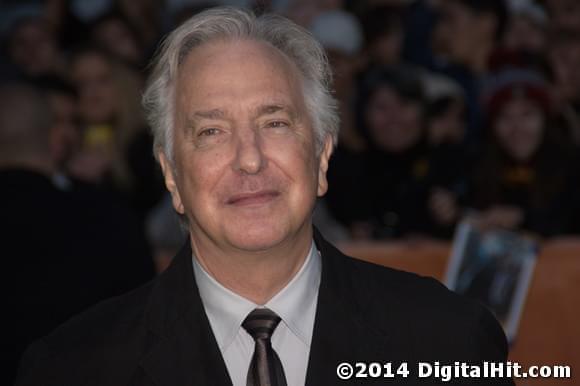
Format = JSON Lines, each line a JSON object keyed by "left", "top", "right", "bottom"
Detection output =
{"left": 174, "top": 150, "right": 226, "bottom": 205}
{"left": 402, "top": 108, "right": 422, "bottom": 135}
{"left": 266, "top": 138, "right": 319, "bottom": 191}
{"left": 494, "top": 120, "right": 512, "bottom": 143}
{"left": 273, "top": 140, "right": 315, "bottom": 173}
{"left": 366, "top": 110, "right": 388, "bottom": 137}
{"left": 524, "top": 127, "right": 544, "bottom": 155}
{"left": 527, "top": 116, "right": 544, "bottom": 140}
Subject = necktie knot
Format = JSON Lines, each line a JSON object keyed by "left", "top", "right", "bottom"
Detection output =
{"left": 242, "top": 308, "right": 287, "bottom": 386}
{"left": 242, "top": 308, "right": 281, "bottom": 341}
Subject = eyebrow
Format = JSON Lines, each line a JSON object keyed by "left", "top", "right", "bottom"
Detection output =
{"left": 254, "top": 104, "right": 297, "bottom": 120}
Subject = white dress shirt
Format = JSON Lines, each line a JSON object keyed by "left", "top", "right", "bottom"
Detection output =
{"left": 192, "top": 242, "right": 321, "bottom": 386}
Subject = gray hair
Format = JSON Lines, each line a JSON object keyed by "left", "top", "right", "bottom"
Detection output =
{"left": 142, "top": 6, "right": 339, "bottom": 163}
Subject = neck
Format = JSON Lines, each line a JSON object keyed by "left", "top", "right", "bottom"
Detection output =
{"left": 191, "top": 227, "right": 313, "bottom": 305}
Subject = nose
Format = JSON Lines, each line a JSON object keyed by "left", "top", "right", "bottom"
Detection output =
{"left": 233, "top": 128, "right": 265, "bottom": 175}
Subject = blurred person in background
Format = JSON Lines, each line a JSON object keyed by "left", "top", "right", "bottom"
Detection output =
{"left": 402, "top": 0, "right": 444, "bottom": 68}
{"left": 424, "top": 90, "right": 466, "bottom": 148}
{"left": 68, "top": 47, "right": 165, "bottom": 216}
{"left": 35, "top": 76, "right": 82, "bottom": 173}
{"left": 468, "top": 67, "right": 580, "bottom": 237}
{"left": 90, "top": 10, "right": 147, "bottom": 68}
{"left": 327, "top": 66, "right": 466, "bottom": 239}
{"left": 115, "top": 0, "right": 166, "bottom": 55}
{"left": 5, "top": 16, "right": 66, "bottom": 80}
{"left": 548, "top": 29, "right": 580, "bottom": 145}
{"left": 43, "top": 0, "right": 90, "bottom": 50}
{"left": 327, "top": 66, "right": 427, "bottom": 239}
{"left": 543, "top": 0, "right": 580, "bottom": 33}
{"left": 67, "top": 47, "right": 140, "bottom": 188}
{"left": 502, "top": 0, "right": 548, "bottom": 55}
{"left": 432, "top": 0, "right": 508, "bottom": 144}
{"left": 309, "top": 9, "right": 365, "bottom": 152}
{"left": 423, "top": 82, "right": 472, "bottom": 238}
{"left": 308, "top": 9, "right": 363, "bottom": 242}
{"left": 359, "top": 4, "right": 406, "bottom": 68}
{"left": 0, "top": 82, "right": 155, "bottom": 384}
{"left": 44, "top": 0, "right": 165, "bottom": 63}
{"left": 435, "top": 0, "right": 507, "bottom": 77}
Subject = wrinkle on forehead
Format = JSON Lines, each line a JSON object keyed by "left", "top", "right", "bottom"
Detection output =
{"left": 185, "top": 104, "right": 300, "bottom": 126}
{"left": 175, "top": 39, "right": 309, "bottom": 128}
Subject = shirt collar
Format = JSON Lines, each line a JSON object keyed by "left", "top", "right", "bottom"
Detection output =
{"left": 192, "top": 242, "right": 321, "bottom": 349}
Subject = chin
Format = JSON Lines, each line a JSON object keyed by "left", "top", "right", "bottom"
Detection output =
{"left": 224, "top": 222, "right": 291, "bottom": 252}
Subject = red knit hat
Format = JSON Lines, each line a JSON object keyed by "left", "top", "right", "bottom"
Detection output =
{"left": 483, "top": 67, "right": 552, "bottom": 121}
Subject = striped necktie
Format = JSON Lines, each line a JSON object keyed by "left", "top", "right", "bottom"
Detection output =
{"left": 242, "top": 308, "right": 288, "bottom": 386}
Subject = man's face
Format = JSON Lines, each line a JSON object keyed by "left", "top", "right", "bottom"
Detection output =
{"left": 160, "top": 39, "right": 333, "bottom": 253}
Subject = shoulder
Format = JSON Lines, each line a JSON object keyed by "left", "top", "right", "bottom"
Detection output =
{"left": 337, "top": 251, "right": 481, "bottom": 319}
{"left": 320, "top": 240, "right": 508, "bottom": 361}
{"left": 318, "top": 237, "right": 472, "bottom": 312}
{"left": 52, "top": 280, "right": 153, "bottom": 341}
{"left": 16, "top": 281, "right": 155, "bottom": 384}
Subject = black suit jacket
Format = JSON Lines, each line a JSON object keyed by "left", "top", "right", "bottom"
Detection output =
{"left": 16, "top": 230, "right": 514, "bottom": 385}
{"left": 2, "top": 169, "right": 155, "bottom": 385}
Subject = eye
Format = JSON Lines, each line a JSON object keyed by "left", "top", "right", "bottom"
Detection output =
{"left": 266, "top": 120, "right": 289, "bottom": 129}
{"left": 198, "top": 127, "right": 221, "bottom": 136}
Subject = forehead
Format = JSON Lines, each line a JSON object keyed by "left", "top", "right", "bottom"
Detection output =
{"left": 501, "top": 94, "right": 541, "bottom": 111}
{"left": 174, "top": 39, "right": 306, "bottom": 114}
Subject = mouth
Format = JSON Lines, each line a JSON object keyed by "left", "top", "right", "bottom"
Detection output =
{"left": 226, "top": 190, "right": 280, "bottom": 206}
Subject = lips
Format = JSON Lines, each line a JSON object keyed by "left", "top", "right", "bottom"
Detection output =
{"left": 226, "top": 190, "right": 280, "bottom": 206}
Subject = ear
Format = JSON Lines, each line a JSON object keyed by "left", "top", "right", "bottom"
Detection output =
{"left": 158, "top": 151, "right": 185, "bottom": 214}
{"left": 317, "top": 135, "right": 334, "bottom": 197}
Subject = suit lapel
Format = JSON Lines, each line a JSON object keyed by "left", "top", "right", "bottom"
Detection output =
{"left": 306, "top": 230, "right": 403, "bottom": 385}
{"left": 138, "top": 242, "right": 232, "bottom": 386}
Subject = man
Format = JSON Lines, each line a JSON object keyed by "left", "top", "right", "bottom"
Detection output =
{"left": 16, "top": 7, "right": 514, "bottom": 386}
{"left": 1, "top": 83, "right": 154, "bottom": 384}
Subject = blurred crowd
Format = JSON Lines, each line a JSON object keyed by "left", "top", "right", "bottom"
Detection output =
{"left": 3, "top": 0, "right": 580, "bottom": 250}
{"left": 311, "top": 0, "right": 580, "bottom": 242}
{"left": 2, "top": 0, "right": 580, "bottom": 381}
